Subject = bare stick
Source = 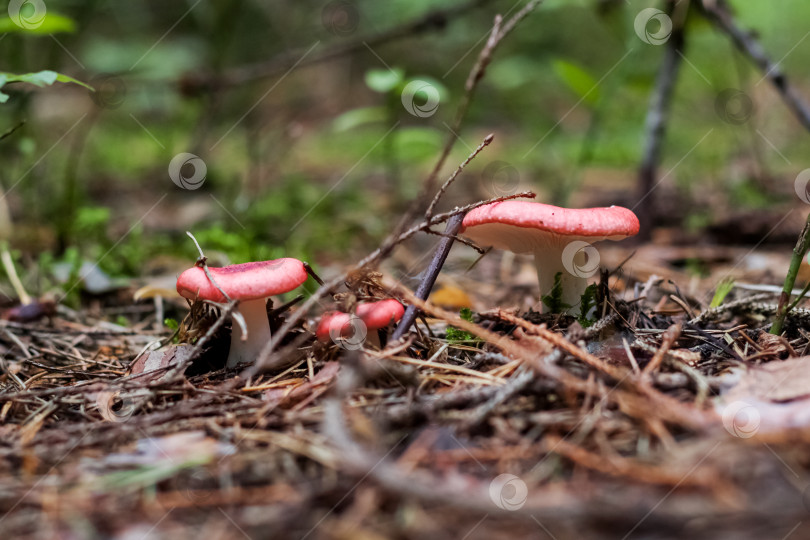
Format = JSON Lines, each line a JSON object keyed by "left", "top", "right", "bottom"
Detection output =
{"left": 1, "top": 245, "right": 31, "bottom": 305}
{"left": 391, "top": 1, "right": 543, "bottom": 254}
{"left": 430, "top": 4, "right": 538, "bottom": 193}
{"left": 186, "top": 231, "right": 233, "bottom": 303}
{"left": 424, "top": 134, "right": 493, "bottom": 221}
{"left": 635, "top": 1, "right": 686, "bottom": 240}
{"left": 186, "top": 231, "right": 206, "bottom": 260}
{"left": 391, "top": 212, "right": 466, "bottom": 341}
{"left": 303, "top": 262, "right": 324, "bottom": 286}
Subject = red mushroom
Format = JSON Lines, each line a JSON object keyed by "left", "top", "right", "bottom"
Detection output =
{"left": 316, "top": 299, "right": 405, "bottom": 348}
{"left": 460, "top": 201, "right": 639, "bottom": 315}
{"left": 176, "top": 259, "right": 308, "bottom": 368}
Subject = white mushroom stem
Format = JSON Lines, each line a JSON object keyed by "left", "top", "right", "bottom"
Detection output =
{"left": 227, "top": 298, "right": 271, "bottom": 368}
{"left": 532, "top": 243, "right": 593, "bottom": 316}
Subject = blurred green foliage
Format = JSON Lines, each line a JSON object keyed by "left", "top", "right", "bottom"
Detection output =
{"left": 0, "top": 0, "right": 807, "bottom": 300}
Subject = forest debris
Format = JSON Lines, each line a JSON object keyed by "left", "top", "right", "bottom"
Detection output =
{"left": 632, "top": 337, "right": 701, "bottom": 368}
{"left": 128, "top": 344, "right": 195, "bottom": 376}
{"left": 94, "top": 431, "right": 235, "bottom": 468}
{"left": 545, "top": 435, "right": 730, "bottom": 496}
{"left": 262, "top": 361, "right": 340, "bottom": 407}
{"left": 757, "top": 332, "right": 793, "bottom": 357}
{"left": 642, "top": 323, "right": 682, "bottom": 377}
{"left": 723, "top": 356, "right": 810, "bottom": 403}
{"left": 717, "top": 357, "right": 810, "bottom": 434}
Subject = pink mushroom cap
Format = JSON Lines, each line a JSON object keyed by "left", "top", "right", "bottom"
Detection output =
{"left": 316, "top": 299, "right": 405, "bottom": 342}
{"left": 176, "top": 258, "right": 308, "bottom": 303}
{"left": 461, "top": 201, "right": 639, "bottom": 251}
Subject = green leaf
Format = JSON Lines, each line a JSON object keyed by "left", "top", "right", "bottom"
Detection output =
{"left": 0, "top": 70, "right": 93, "bottom": 103}
{"left": 365, "top": 68, "right": 404, "bottom": 93}
{"left": 552, "top": 59, "right": 600, "bottom": 107}
{"left": 392, "top": 127, "right": 442, "bottom": 162}
{"left": 709, "top": 278, "right": 735, "bottom": 308}
{"left": 54, "top": 72, "right": 94, "bottom": 91}
{"left": 332, "top": 106, "right": 387, "bottom": 132}
{"left": 1, "top": 70, "right": 93, "bottom": 90}
{"left": 541, "top": 272, "right": 572, "bottom": 313}
{"left": 0, "top": 12, "right": 77, "bottom": 34}
{"left": 400, "top": 76, "right": 449, "bottom": 103}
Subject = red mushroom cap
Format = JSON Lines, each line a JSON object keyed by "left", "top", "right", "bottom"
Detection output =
{"left": 315, "top": 299, "right": 405, "bottom": 341}
{"left": 355, "top": 299, "right": 405, "bottom": 329}
{"left": 176, "top": 258, "right": 308, "bottom": 303}
{"left": 460, "top": 201, "right": 639, "bottom": 252}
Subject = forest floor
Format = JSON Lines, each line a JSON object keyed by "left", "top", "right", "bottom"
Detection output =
{"left": 3, "top": 239, "right": 810, "bottom": 540}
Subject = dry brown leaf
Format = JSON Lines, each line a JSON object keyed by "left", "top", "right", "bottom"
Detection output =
{"left": 129, "top": 344, "right": 195, "bottom": 376}
{"left": 717, "top": 357, "right": 810, "bottom": 434}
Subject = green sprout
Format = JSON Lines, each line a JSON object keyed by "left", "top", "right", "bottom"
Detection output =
{"left": 445, "top": 308, "right": 480, "bottom": 343}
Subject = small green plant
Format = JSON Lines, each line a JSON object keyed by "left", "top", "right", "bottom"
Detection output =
{"left": 164, "top": 318, "right": 181, "bottom": 343}
{"left": 445, "top": 308, "right": 479, "bottom": 343}
{"left": 577, "top": 284, "right": 599, "bottom": 327}
{"left": 164, "top": 318, "right": 179, "bottom": 332}
{"left": 541, "top": 272, "right": 571, "bottom": 314}
{"left": 709, "top": 278, "right": 735, "bottom": 308}
{"left": 772, "top": 212, "right": 810, "bottom": 335}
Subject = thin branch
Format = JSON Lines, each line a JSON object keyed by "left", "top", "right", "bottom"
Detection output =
{"left": 424, "top": 133, "right": 494, "bottom": 221}
{"left": 391, "top": 212, "right": 466, "bottom": 341}
{"left": 635, "top": 0, "right": 687, "bottom": 240}
{"left": 408, "top": 1, "right": 543, "bottom": 218}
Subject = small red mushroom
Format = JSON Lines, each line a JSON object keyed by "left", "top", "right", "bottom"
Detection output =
{"left": 316, "top": 299, "right": 405, "bottom": 348}
{"left": 460, "top": 201, "right": 639, "bottom": 315}
{"left": 176, "top": 259, "right": 308, "bottom": 368}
